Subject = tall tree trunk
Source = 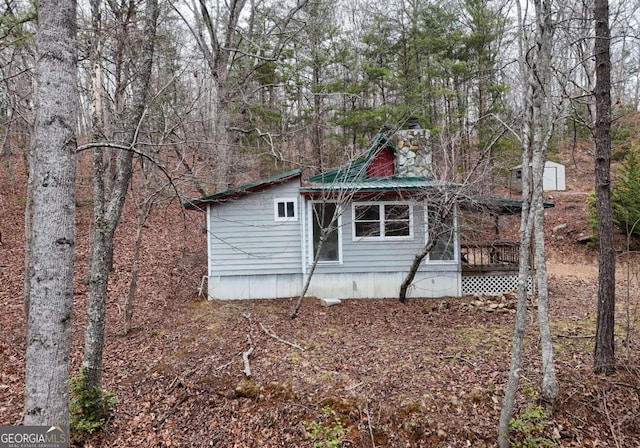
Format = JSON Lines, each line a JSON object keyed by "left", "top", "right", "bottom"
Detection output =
{"left": 82, "top": 0, "right": 108, "bottom": 390}
{"left": 593, "top": 0, "right": 616, "bottom": 374}
{"left": 498, "top": 138, "right": 534, "bottom": 448}
{"left": 531, "top": 0, "right": 559, "bottom": 404}
{"left": 190, "top": 0, "right": 246, "bottom": 192}
{"left": 124, "top": 221, "right": 143, "bottom": 335}
{"left": 82, "top": 0, "right": 159, "bottom": 391}
{"left": 213, "top": 91, "right": 232, "bottom": 191}
{"left": 499, "top": 2, "right": 559, "bottom": 444}
{"left": 532, "top": 134, "right": 558, "bottom": 402}
{"left": 533, "top": 188, "right": 558, "bottom": 401}
{"left": 24, "top": 0, "right": 78, "bottom": 427}
{"left": 22, "top": 143, "right": 34, "bottom": 318}
{"left": 124, "top": 197, "right": 153, "bottom": 334}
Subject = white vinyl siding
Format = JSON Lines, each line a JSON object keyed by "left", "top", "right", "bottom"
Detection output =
{"left": 206, "top": 187, "right": 461, "bottom": 299}
{"left": 310, "top": 200, "right": 459, "bottom": 275}
{"left": 208, "top": 181, "right": 302, "bottom": 276}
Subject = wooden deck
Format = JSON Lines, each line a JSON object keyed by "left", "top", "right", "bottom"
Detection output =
{"left": 460, "top": 242, "right": 522, "bottom": 274}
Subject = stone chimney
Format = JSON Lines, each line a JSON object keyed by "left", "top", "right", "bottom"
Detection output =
{"left": 395, "top": 119, "right": 432, "bottom": 178}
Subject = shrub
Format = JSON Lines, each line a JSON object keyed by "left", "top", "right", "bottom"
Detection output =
{"left": 69, "top": 370, "right": 116, "bottom": 442}
{"left": 612, "top": 148, "right": 640, "bottom": 238}
{"left": 303, "top": 407, "right": 347, "bottom": 448}
{"left": 509, "top": 405, "right": 559, "bottom": 448}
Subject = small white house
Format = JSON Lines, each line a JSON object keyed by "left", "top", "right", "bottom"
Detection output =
{"left": 510, "top": 160, "right": 566, "bottom": 191}
{"left": 186, "top": 130, "right": 532, "bottom": 300}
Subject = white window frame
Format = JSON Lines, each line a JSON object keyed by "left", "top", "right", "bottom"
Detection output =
{"left": 351, "top": 202, "right": 414, "bottom": 241}
{"left": 274, "top": 197, "right": 298, "bottom": 222}
{"left": 424, "top": 204, "right": 458, "bottom": 264}
{"left": 308, "top": 200, "right": 343, "bottom": 264}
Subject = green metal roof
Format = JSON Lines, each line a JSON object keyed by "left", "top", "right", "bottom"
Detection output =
{"left": 183, "top": 132, "right": 441, "bottom": 209}
{"left": 300, "top": 177, "right": 450, "bottom": 194}
{"left": 302, "top": 132, "right": 445, "bottom": 194}
{"left": 307, "top": 133, "right": 396, "bottom": 183}
{"left": 183, "top": 168, "right": 302, "bottom": 210}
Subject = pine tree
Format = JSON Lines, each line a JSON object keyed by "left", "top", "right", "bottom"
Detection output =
{"left": 612, "top": 149, "right": 640, "bottom": 237}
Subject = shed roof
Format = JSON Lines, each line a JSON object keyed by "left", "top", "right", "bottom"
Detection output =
{"left": 511, "top": 160, "right": 565, "bottom": 170}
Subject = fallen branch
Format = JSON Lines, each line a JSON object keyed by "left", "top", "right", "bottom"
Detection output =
{"left": 556, "top": 333, "right": 595, "bottom": 339}
{"left": 259, "top": 322, "right": 305, "bottom": 351}
{"left": 156, "top": 392, "right": 190, "bottom": 426}
{"left": 442, "top": 355, "right": 477, "bottom": 368}
{"left": 601, "top": 390, "right": 622, "bottom": 448}
{"left": 213, "top": 350, "right": 244, "bottom": 371}
{"left": 243, "top": 334, "right": 254, "bottom": 377}
{"left": 365, "top": 404, "right": 377, "bottom": 448}
{"left": 612, "top": 382, "right": 640, "bottom": 390}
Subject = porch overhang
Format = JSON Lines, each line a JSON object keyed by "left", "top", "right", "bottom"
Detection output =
{"left": 299, "top": 178, "right": 455, "bottom": 197}
{"left": 461, "top": 196, "right": 555, "bottom": 216}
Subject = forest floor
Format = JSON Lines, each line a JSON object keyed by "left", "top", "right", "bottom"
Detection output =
{"left": 1, "top": 149, "right": 639, "bottom": 447}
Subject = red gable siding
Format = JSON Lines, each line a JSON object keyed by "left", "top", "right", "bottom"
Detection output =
{"left": 366, "top": 145, "right": 395, "bottom": 177}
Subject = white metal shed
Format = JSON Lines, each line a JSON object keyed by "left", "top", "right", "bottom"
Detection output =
{"left": 510, "top": 160, "right": 566, "bottom": 191}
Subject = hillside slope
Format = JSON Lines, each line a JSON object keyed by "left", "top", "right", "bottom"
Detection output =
{"left": 1, "top": 150, "right": 639, "bottom": 447}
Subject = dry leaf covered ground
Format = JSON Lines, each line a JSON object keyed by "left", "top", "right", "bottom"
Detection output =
{"left": 1, "top": 153, "right": 639, "bottom": 447}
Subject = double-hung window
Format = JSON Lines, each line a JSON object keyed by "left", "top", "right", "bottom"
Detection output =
{"left": 353, "top": 203, "right": 412, "bottom": 240}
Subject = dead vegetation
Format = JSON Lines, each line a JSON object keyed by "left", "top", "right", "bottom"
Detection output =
{"left": 1, "top": 153, "right": 640, "bottom": 446}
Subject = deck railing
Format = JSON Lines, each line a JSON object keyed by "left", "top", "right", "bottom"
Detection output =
{"left": 460, "top": 241, "right": 522, "bottom": 273}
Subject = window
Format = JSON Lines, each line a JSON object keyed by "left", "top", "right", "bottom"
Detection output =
{"left": 353, "top": 203, "right": 412, "bottom": 240}
{"left": 427, "top": 208, "right": 455, "bottom": 261}
{"left": 274, "top": 198, "right": 297, "bottom": 221}
{"left": 311, "top": 202, "right": 340, "bottom": 262}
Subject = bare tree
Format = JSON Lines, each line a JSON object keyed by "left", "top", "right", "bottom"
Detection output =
{"left": 175, "top": 0, "right": 308, "bottom": 191}
{"left": 290, "top": 147, "right": 370, "bottom": 318}
{"left": 398, "top": 194, "right": 456, "bottom": 303}
{"left": 123, "top": 164, "right": 168, "bottom": 335}
{"left": 23, "top": 0, "right": 78, "bottom": 427}
{"left": 291, "top": 200, "right": 343, "bottom": 318}
{"left": 0, "top": 2, "right": 39, "bottom": 318}
{"left": 82, "top": 0, "right": 159, "bottom": 394}
{"left": 530, "top": 0, "right": 559, "bottom": 405}
{"left": 498, "top": 0, "right": 559, "bottom": 444}
{"left": 594, "top": 0, "right": 616, "bottom": 374}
